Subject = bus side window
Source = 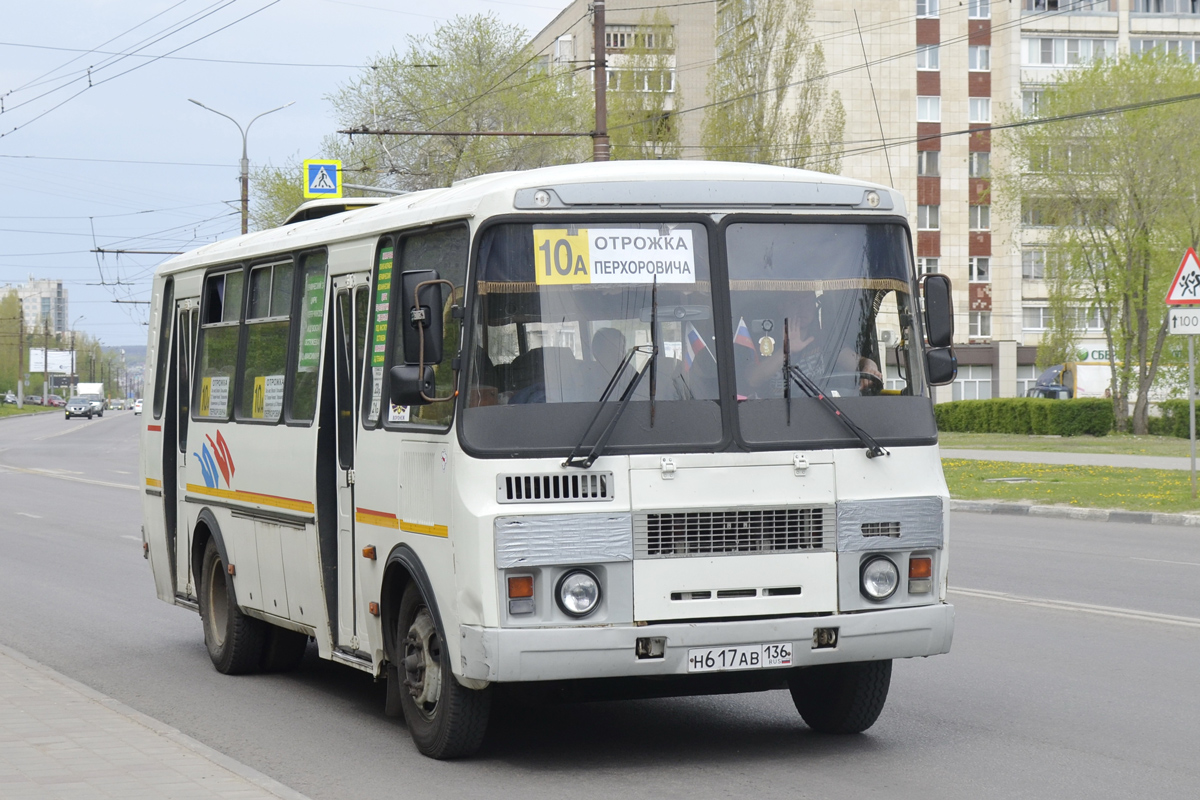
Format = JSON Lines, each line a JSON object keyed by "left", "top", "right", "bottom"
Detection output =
{"left": 152, "top": 278, "right": 174, "bottom": 420}
{"left": 194, "top": 269, "right": 243, "bottom": 421}
{"left": 389, "top": 225, "right": 468, "bottom": 429}
{"left": 290, "top": 251, "right": 328, "bottom": 422}
{"left": 238, "top": 259, "right": 294, "bottom": 422}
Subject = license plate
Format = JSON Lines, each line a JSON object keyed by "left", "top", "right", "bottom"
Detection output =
{"left": 686, "top": 642, "right": 793, "bottom": 673}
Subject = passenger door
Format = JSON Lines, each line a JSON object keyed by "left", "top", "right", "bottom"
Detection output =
{"left": 174, "top": 300, "right": 199, "bottom": 597}
{"left": 333, "top": 274, "right": 371, "bottom": 649}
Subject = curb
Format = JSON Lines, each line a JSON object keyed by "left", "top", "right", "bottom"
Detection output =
{"left": 0, "top": 642, "right": 313, "bottom": 800}
{"left": 950, "top": 499, "right": 1200, "bottom": 527}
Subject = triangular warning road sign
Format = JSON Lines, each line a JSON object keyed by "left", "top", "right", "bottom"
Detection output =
{"left": 1167, "top": 248, "right": 1200, "bottom": 305}
{"left": 310, "top": 167, "right": 335, "bottom": 191}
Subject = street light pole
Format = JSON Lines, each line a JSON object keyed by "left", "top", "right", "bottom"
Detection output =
{"left": 188, "top": 99, "right": 295, "bottom": 234}
{"left": 71, "top": 315, "right": 85, "bottom": 398}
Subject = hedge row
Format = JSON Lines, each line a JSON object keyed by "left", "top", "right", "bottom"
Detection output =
{"left": 1149, "top": 399, "right": 1193, "bottom": 438}
{"left": 934, "top": 397, "right": 1114, "bottom": 437}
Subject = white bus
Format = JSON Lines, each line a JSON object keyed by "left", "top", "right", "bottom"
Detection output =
{"left": 140, "top": 161, "right": 958, "bottom": 759}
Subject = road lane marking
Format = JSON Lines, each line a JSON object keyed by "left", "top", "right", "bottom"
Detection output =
{"left": 0, "top": 463, "right": 138, "bottom": 492}
{"left": 1131, "top": 556, "right": 1200, "bottom": 568}
{"left": 951, "top": 587, "right": 1200, "bottom": 629}
{"left": 35, "top": 417, "right": 110, "bottom": 441}
{"left": 15, "top": 512, "right": 41, "bottom": 519}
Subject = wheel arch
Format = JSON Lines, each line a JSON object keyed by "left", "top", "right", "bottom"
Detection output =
{"left": 380, "top": 544, "right": 444, "bottom": 664}
{"left": 191, "top": 508, "right": 235, "bottom": 604}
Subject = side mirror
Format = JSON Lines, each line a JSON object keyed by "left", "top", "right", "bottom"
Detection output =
{"left": 401, "top": 269, "right": 444, "bottom": 365}
{"left": 922, "top": 274, "right": 954, "bottom": 348}
{"left": 389, "top": 365, "right": 436, "bottom": 407}
{"left": 925, "top": 346, "right": 957, "bottom": 385}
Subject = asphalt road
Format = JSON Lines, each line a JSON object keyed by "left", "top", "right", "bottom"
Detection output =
{"left": 1, "top": 411, "right": 1197, "bottom": 799}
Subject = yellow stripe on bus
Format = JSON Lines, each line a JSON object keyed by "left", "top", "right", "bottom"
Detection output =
{"left": 186, "top": 484, "right": 316, "bottom": 514}
{"left": 356, "top": 510, "right": 448, "bottom": 538}
{"left": 145, "top": 478, "right": 162, "bottom": 488}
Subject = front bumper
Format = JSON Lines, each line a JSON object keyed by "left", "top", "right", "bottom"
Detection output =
{"left": 459, "top": 602, "right": 954, "bottom": 683}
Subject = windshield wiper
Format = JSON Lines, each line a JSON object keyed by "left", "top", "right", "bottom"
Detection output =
{"left": 785, "top": 358, "right": 889, "bottom": 459}
{"left": 563, "top": 343, "right": 657, "bottom": 469}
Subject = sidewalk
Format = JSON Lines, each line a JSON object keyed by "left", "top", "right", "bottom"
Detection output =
{"left": 941, "top": 448, "right": 1195, "bottom": 471}
{"left": 0, "top": 644, "right": 311, "bottom": 800}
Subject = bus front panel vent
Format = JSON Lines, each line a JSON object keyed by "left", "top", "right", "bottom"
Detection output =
{"left": 497, "top": 472, "right": 613, "bottom": 504}
{"left": 634, "top": 506, "right": 830, "bottom": 558}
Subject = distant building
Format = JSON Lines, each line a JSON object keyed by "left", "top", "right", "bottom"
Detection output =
{"left": 531, "top": 0, "right": 1200, "bottom": 398}
{"left": 4, "top": 276, "right": 69, "bottom": 335}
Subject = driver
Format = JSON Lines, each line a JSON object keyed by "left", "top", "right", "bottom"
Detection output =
{"left": 740, "top": 291, "right": 881, "bottom": 397}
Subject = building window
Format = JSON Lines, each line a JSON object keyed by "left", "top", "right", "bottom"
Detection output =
{"left": 917, "top": 0, "right": 940, "bottom": 17}
{"left": 918, "top": 150, "right": 940, "bottom": 177}
{"left": 953, "top": 364, "right": 993, "bottom": 400}
{"left": 969, "top": 256, "right": 991, "bottom": 282}
{"left": 917, "top": 45, "right": 940, "bottom": 71}
{"left": 917, "top": 96, "right": 941, "bottom": 122}
{"left": 969, "top": 0, "right": 991, "bottom": 19}
{"left": 1022, "top": 200, "right": 1053, "bottom": 227}
{"left": 1017, "top": 364, "right": 1039, "bottom": 396}
{"left": 1023, "top": 89, "right": 1042, "bottom": 116}
{"left": 969, "top": 152, "right": 990, "bottom": 178}
{"left": 1022, "top": 250, "right": 1046, "bottom": 279}
{"left": 1026, "top": 1, "right": 1108, "bottom": 10}
{"left": 1025, "top": 37, "right": 1116, "bottom": 66}
{"left": 918, "top": 205, "right": 940, "bottom": 230}
{"left": 969, "top": 205, "right": 991, "bottom": 231}
{"left": 1023, "top": 306, "right": 1053, "bottom": 330}
{"left": 605, "top": 25, "right": 673, "bottom": 51}
{"left": 1134, "top": 1, "right": 1200, "bottom": 14}
{"left": 918, "top": 257, "right": 940, "bottom": 276}
{"left": 969, "top": 311, "right": 992, "bottom": 337}
{"left": 969, "top": 97, "right": 991, "bottom": 123}
{"left": 969, "top": 45, "right": 991, "bottom": 71}
{"left": 1131, "top": 39, "right": 1199, "bottom": 62}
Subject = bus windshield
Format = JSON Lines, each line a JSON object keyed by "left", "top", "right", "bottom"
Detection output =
{"left": 461, "top": 220, "right": 723, "bottom": 456}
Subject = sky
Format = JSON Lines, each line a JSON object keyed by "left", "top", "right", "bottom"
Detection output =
{"left": 0, "top": 0, "right": 568, "bottom": 348}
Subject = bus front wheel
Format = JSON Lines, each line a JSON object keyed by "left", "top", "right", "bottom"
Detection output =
{"left": 788, "top": 660, "right": 892, "bottom": 734}
{"left": 199, "top": 538, "right": 266, "bottom": 674}
{"left": 396, "top": 582, "right": 491, "bottom": 759}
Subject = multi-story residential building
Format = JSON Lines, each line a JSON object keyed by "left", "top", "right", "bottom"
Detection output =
{"left": 531, "top": 0, "right": 1193, "bottom": 398}
{"left": 4, "top": 277, "right": 68, "bottom": 335}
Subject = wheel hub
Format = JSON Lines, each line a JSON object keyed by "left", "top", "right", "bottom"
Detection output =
{"left": 402, "top": 607, "right": 441, "bottom": 717}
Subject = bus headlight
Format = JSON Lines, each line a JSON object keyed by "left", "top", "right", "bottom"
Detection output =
{"left": 556, "top": 570, "right": 601, "bottom": 617}
{"left": 860, "top": 556, "right": 899, "bottom": 601}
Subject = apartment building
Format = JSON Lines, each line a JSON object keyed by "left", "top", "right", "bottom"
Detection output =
{"left": 4, "top": 276, "right": 68, "bottom": 335}
{"left": 530, "top": 0, "right": 1196, "bottom": 398}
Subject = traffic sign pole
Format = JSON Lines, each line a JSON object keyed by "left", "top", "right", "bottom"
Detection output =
{"left": 1191, "top": 335, "right": 1196, "bottom": 500}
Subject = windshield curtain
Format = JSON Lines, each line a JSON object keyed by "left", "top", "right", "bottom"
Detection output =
{"left": 726, "top": 221, "right": 936, "bottom": 448}
{"left": 460, "top": 221, "right": 723, "bottom": 456}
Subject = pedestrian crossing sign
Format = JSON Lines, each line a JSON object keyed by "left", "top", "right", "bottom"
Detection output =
{"left": 303, "top": 159, "right": 342, "bottom": 199}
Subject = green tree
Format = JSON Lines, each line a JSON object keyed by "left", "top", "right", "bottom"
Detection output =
{"left": 999, "top": 54, "right": 1200, "bottom": 433}
{"left": 701, "top": 0, "right": 844, "bottom": 171}
{"left": 250, "top": 14, "right": 591, "bottom": 230}
{"left": 607, "top": 10, "right": 681, "bottom": 161}
{"left": 0, "top": 290, "right": 21, "bottom": 394}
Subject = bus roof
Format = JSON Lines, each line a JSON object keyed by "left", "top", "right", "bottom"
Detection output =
{"left": 154, "top": 161, "right": 903, "bottom": 278}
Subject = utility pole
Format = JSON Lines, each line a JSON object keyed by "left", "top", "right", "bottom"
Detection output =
{"left": 16, "top": 313, "right": 24, "bottom": 408}
{"left": 42, "top": 317, "right": 49, "bottom": 400}
{"left": 593, "top": 0, "right": 610, "bottom": 162}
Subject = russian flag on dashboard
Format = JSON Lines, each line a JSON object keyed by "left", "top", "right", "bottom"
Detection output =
{"left": 733, "top": 316, "right": 757, "bottom": 362}
{"left": 684, "top": 323, "right": 707, "bottom": 372}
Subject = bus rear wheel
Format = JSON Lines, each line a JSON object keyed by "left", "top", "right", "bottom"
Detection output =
{"left": 396, "top": 582, "right": 490, "bottom": 759}
{"left": 788, "top": 660, "right": 892, "bottom": 734}
{"left": 199, "top": 538, "right": 266, "bottom": 675}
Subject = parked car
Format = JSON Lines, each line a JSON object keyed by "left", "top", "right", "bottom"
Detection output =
{"left": 26, "top": 395, "right": 42, "bottom": 405}
{"left": 65, "top": 396, "right": 96, "bottom": 419}
{"left": 45, "top": 395, "right": 64, "bottom": 407}
{"left": 3, "top": 392, "right": 15, "bottom": 405}
{"left": 132, "top": 398, "right": 143, "bottom": 415}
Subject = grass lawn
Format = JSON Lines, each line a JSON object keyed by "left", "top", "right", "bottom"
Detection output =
{"left": 943, "top": 458, "right": 1200, "bottom": 515}
{"left": 0, "top": 404, "right": 58, "bottom": 419}
{"left": 939, "top": 431, "right": 1196, "bottom": 458}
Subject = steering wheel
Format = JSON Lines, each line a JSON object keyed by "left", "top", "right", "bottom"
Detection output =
{"left": 823, "top": 371, "right": 884, "bottom": 396}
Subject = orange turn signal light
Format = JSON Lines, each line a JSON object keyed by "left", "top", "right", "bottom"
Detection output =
{"left": 227, "top": 563, "right": 236, "bottom": 576}
{"left": 368, "top": 601, "right": 380, "bottom": 616}
{"left": 507, "top": 575, "right": 534, "bottom": 599}
{"left": 362, "top": 545, "right": 377, "bottom": 560}
{"left": 909, "top": 556, "right": 932, "bottom": 580}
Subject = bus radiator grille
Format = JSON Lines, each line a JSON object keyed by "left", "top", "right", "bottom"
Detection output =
{"left": 497, "top": 472, "right": 614, "bottom": 503}
{"left": 635, "top": 507, "right": 830, "bottom": 558}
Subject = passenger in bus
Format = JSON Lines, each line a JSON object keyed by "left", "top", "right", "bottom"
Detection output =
{"left": 589, "top": 327, "right": 627, "bottom": 388}
{"left": 739, "top": 291, "right": 881, "bottom": 398}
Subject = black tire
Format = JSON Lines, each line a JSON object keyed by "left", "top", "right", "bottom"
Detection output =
{"left": 199, "top": 538, "right": 266, "bottom": 674}
{"left": 396, "top": 582, "right": 491, "bottom": 759}
{"left": 788, "top": 660, "right": 892, "bottom": 734}
{"left": 260, "top": 626, "right": 309, "bottom": 672}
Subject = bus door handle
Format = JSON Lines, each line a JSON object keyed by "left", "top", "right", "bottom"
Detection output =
{"left": 342, "top": 468, "right": 355, "bottom": 488}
